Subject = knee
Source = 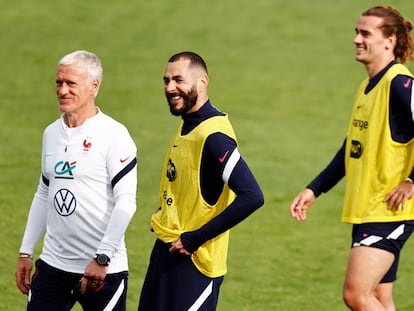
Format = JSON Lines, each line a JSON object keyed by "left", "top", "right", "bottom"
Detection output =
{"left": 343, "top": 286, "right": 367, "bottom": 310}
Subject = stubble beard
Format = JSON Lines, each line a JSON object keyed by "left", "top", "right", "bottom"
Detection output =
{"left": 167, "top": 86, "right": 198, "bottom": 116}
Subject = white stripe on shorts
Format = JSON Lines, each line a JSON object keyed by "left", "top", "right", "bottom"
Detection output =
{"left": 354, "top": 235, "right": 382, "bottom": 247}
{"left": 188, "top": 280, "right": 213, "bottom": 311}
{"left": 387, "top": 224, "right": 405, "bottom": 240}
{"left": 103, "top": 279, "right": 125, "bottom": 311}
{"left": 352, "top": 224, "right": 405, "bottom": 247}
{"left": 222, "top": 148, "right": 240, "bottom": 183}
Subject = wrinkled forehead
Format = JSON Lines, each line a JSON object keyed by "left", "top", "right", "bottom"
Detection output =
{"left": 56, "top": 64, "right": 88, "bottom": 79}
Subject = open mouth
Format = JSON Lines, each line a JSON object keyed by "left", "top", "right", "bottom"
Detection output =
{"left": 167, "top": 93, "right": 183, "bottom": 104}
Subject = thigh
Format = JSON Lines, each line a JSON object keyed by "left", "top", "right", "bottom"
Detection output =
{"left": 28, "top": 259, "right": 79, "bottom": 311}
{"left": 351, "top": 221, "right": 414, "bottom": 282}
{"left": 174, "top": 262, "right": 223, "bottom": 311}
{"left": 344, "top": 246, "right": 394, "bottom": 294}
{"left": 77, "top": 271, "right": 128, "bottom": 311}
{"left": 138, "top": 239, "right": 223, "bottom": 311}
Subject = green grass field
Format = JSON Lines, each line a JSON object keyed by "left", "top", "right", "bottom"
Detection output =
{"left": 2, "top": 0, "right": 414, "bottom": 310}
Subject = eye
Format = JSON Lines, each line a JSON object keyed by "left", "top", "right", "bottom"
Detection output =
{"left": 360, "top": 30, "right": 370, "bottom": 37}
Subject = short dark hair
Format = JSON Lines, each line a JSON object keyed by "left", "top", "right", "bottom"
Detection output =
{"left": 168, "top": 51, "right": 208, "bottom": 74}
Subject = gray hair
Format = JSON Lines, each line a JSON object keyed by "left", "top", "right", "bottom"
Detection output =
{"left": 59, "top": 50, "right": 103, "bottom": 95}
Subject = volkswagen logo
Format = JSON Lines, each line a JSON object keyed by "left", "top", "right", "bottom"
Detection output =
{"left": 54, "top": 188, "right": 76, "bottom": 216}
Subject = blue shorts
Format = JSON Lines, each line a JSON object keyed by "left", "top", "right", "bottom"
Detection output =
{"left": 27, "top": 259, "right": 128, "bottom": 311}
{"left": 138, "top": 239, "right": 224, "bottom": 311}
{"left": 351, "top": 221, "right": 414, "bottom": 283}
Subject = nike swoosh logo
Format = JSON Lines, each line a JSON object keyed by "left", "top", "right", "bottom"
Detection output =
{"left": 120, "top": 157, "right": 131, "bottom": 163}
{"left": 219, "top": 150, "right": 230, "bottom": 163}
{"left": 404, "top": 78, "right": 411, "bottom": 88}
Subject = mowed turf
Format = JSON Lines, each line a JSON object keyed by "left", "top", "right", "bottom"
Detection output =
{"left": 1, "top": 0, "right": 414, "bottom": 310}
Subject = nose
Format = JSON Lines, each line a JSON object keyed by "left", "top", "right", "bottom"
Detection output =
{"left": 353, "top": 33, "right": 362, "bottom": 45}
{"left": 164, "top": 80, "right": 176, "bottom": 93}
{"left": 57, "top": 83, "right": 68, "bottom": 96}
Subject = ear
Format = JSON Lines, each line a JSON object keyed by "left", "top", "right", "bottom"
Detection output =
{"left": 197, "top": 73, "right": 209, "bottom": 92}
{"left": 386, "top": 33, "right": 397, "bottom": 50}
{"left": 90, "top": 79, "right": 100, "bottom": 96}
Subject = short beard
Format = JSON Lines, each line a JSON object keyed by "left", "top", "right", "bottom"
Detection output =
{"left": 167, "top": 86, "right": 198, "bottom": 116}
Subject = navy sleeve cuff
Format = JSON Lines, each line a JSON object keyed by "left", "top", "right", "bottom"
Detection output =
{"left": 408, "top": 168, "right": 414, "bottom": 180}
{"left": 180, "top": 231, "right": 202, "bottom": 254}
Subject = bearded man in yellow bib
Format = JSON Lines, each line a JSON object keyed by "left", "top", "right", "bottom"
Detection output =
{"left": 290, "top": 6, "right": 414, "bottom": 311}
{"left": 138, "top": 51, "right": 264, "bottom": 311}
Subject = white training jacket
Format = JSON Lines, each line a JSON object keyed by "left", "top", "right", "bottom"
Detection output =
{"left": 19, "top": 109, "right": 137, "bottom": 274}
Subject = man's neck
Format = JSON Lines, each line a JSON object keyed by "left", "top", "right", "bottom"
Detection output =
{"left": 365, "top": 56, "right": 396, "bottom": 79}
{"left": 64, "top": 106, "right": 98, "bottom": 128}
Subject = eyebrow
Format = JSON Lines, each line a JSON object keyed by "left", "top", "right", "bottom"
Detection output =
{"left": 355, "top": 27, "right": 372, "bottom": 35}
{"left": 163, "top": 74, "right": 184, "bottom": 81}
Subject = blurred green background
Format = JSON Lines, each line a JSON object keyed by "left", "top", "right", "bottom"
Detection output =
{"left": 1, "top": 0, "right": 414, "bottom": 310}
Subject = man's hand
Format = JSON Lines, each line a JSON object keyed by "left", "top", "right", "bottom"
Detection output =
{"left": 384, "top": 180, "right": 414, "bottom": 211}
{"left": 169, "top": 238, "right": 191, "bottom": 255}
{"left": 79, "top": 258, "right": 108, "bottom": 294}
{"left": 290, "top": 188, "right": 316, "bottom": 221}
{"left": 16, "top": 255, "right": 32, "bottom": 295}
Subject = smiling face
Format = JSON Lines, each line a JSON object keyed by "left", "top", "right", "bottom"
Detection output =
{"left": 353, "top": 15, "right": 396, "bottom": 77}
{"left": 163, "top": 59, "right": 208, "bottom": 116}
{"left": 56, "top": 64, "right": 99, "bottom": 116}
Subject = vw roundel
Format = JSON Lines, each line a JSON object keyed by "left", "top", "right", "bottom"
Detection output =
{"left": 54, "top": 188, "right": 76, "bottom": 216}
